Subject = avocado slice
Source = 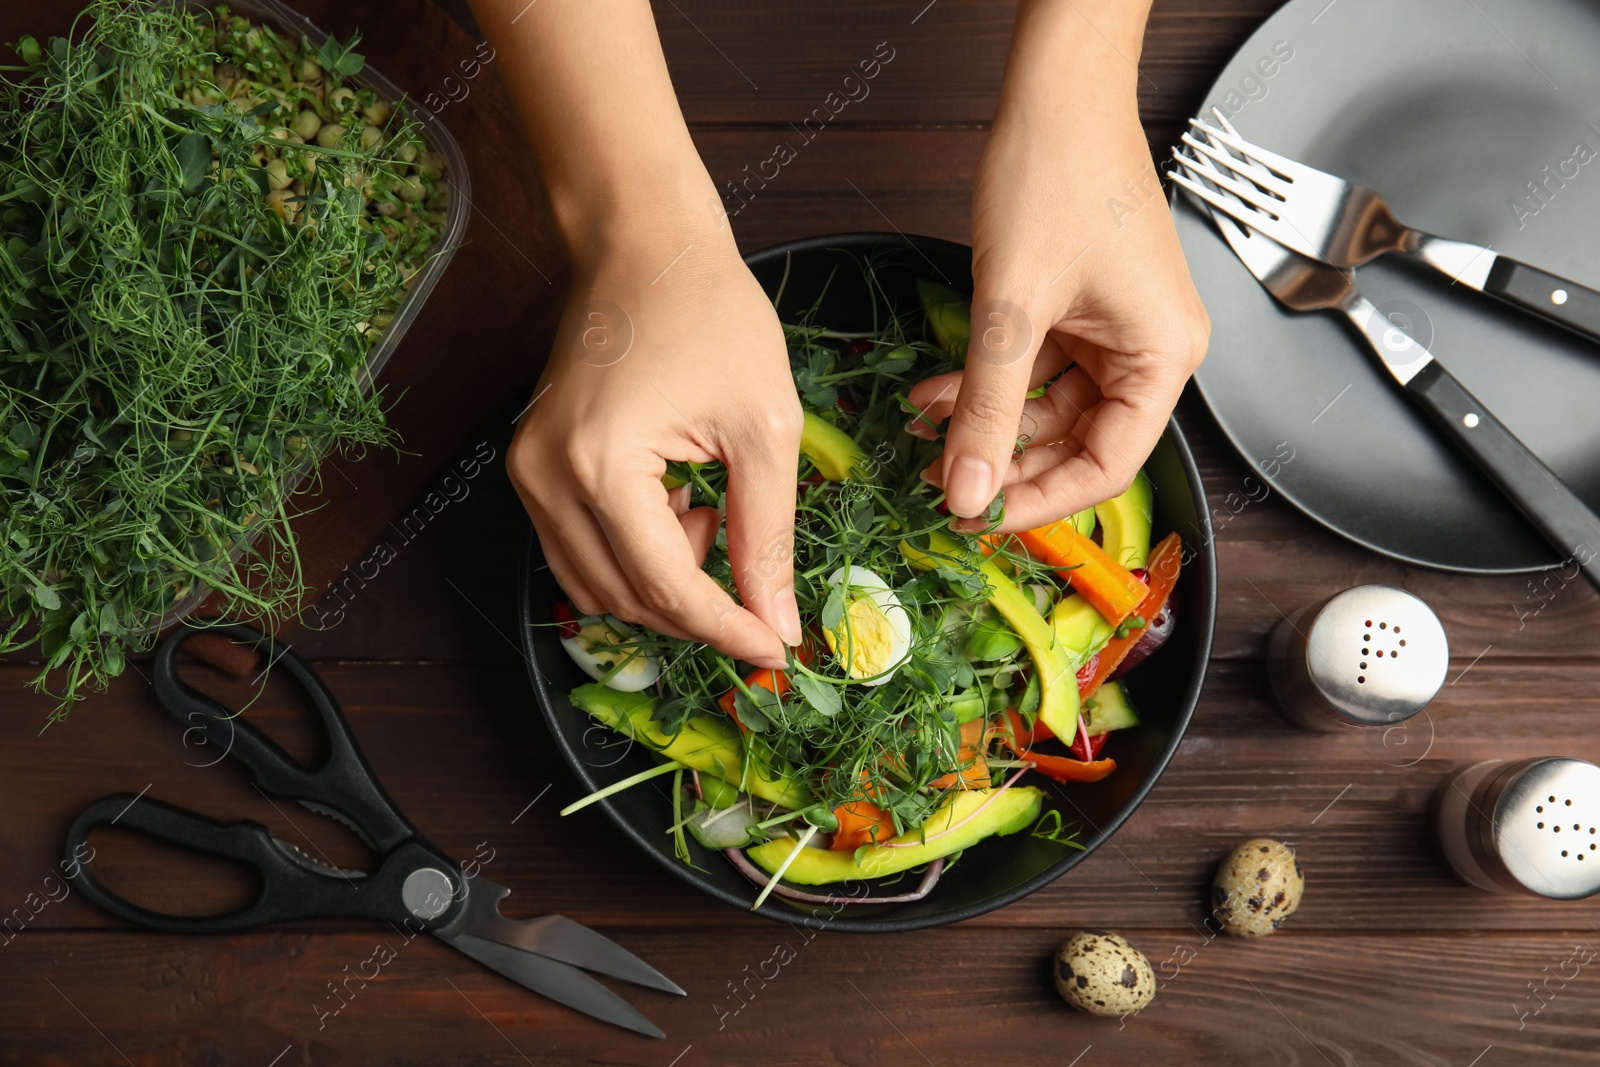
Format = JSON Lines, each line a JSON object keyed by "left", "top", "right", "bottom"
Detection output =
{"left": 1082, "top": 681, "right": 1139, "bottom": 735}
{"left": 901, "top": 531, "right": 1080, "bottom": 740}
{"left": 800, "top": 411, "right": 869, "bottom": 482}
{"left": 699, "top": 774, "right": 742, "bottom": 809}
{"left": 1052, "top": 593, "right": 1115, "bottom": 670}
{"left": 1070, "top": 506, "right": 1097, "bottom": 538}
{"left": 916, "top": 279, "right": 970, "bottom": 357}
{"left": 746, "top": 785, "right": 1045, "bottom": 884}
{"left": 568, "top": 684, "right": 810, "bottom": 808}
{"left": 1095, "top": 470, "right": 1154, "bottom": 569}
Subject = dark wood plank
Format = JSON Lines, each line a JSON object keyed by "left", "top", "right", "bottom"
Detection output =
{"left": 1, "top": 928, "right": 1594, "bottom": 1065}
{"left": 6, "top": 660, "right": 1598, "bottom": 936}
{"left": 657, "top": 0, "right": 1280, "bottom": 134}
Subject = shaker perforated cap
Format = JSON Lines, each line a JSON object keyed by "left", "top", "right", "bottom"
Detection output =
{"left": 1478, "top": 758, "right": 1600, "bottom": 899}
{"left": 1299, "top": 585, "right": 1449, "bottom": 726}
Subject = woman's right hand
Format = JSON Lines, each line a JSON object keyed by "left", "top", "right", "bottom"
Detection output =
{"left": 508, "top": 215, "right": 804, "bottom": 669}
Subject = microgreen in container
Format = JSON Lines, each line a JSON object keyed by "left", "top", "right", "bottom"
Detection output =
{"left": 0, "top": 0, "right": 469, "bottom": 721}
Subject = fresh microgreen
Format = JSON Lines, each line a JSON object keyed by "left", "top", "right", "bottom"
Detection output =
{"left": 0, "top": 2, "right": 453, "bottom": 721}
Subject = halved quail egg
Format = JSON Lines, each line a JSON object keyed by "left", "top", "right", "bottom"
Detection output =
{"left": 557, "top": 609, "right": 661, "bottom": 692}
{"left": 821, "top": 567, "right": 912, "bottom": 685}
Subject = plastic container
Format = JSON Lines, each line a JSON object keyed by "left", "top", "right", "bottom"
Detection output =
{"left": 152, "top": 0, "right": 471, "bottom": 632}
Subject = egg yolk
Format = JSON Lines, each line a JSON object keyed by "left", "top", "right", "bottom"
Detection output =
{"left": 823, "top": 594, "right": 897, "bottom": 681}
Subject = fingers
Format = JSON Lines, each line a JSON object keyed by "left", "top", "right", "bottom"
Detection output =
{"left": 680, "top": 505, "right": 721, "bottom": 568}
{"left": 551, "top": 503, "right": 697, "bottom": 642}
{"left": 721, "top": 409, "right": 805, "bottom": 648}
{"left": 938, "top": 296, "right": 1049, "bottom": 517}
{"left": 508, "top": 466, "right": 604, "bottom": 616}
{"left": 533, "top": 516, "right": 603, "bottom": 617}
{"left": 993, "top": 366, "right": 1183, "bottom": 531}
{"left": 589, "top": 470, "right": 789, "bottom": 666}
{"left": 904, "top": 334, "right": 1072, "bottom": 441}
{"left": 903, "top": 373, "right": 961, "bottom": 440}
{"left": 1016, "top": 361, "right": 1102, "bottom": 448}
{"left": 917, "top": 366, "right": 1100, "bottom": 490}
{"left": 667, "top": 483, "right": 692, "bottom": 515}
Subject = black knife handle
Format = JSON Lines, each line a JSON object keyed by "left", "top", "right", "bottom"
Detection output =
{"left": 1484, "top": 257, "right": 1600, "bottom": 345}
{"left": 1407, "top": 361, "right": 1600, "bottom": 592}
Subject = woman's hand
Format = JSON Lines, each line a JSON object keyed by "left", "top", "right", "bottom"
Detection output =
{"left": 472, "top": 0, "right": 803, "bottom": 667}
{"left": 907, "top": 0, "right": 1209, "bottom": 533}
{"left": 508, "top": 221, "right": 804, "bottom": 669}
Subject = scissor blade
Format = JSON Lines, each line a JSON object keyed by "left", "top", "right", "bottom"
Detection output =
{"left": 438, "top": 876, "right": 682, "bottom": 995}
{"left": 439, "top": 930, "right": 665, "bottom": 1039}
{"left": 510, "top": 914, "right": 686, "bottom": 996}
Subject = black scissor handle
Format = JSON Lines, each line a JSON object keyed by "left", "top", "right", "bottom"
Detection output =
{"left": 64, "top": 793, "right": 465, "bottom": 934}
{"left": 155, "top": 621, "right": 416, "bottom": 854}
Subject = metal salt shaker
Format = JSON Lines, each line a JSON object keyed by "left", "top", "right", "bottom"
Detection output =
{"left": 1264, "top": 585, "right": 1449, "bottom": 732}
{"left": 1432, "top": 757, "right": 1600, "bottom": 899}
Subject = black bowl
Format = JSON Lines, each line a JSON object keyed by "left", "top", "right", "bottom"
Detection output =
{"left": 517, "top": 232, "right": 1217, "bottom": 931}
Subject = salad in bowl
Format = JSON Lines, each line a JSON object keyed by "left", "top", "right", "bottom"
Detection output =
{"left": 530, "top": 243, "right": 1197, "bottom": 920}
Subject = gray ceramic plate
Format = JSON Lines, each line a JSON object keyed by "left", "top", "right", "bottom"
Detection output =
{"left": 1173, "top": 0, "right": 1600, "bottom": 573}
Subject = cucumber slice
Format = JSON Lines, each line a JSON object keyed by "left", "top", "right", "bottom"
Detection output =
{"left": 1082, "top": 681, "right": 1139, "bottom": 735}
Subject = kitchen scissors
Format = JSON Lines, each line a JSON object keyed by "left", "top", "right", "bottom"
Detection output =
{"left": 63, "top": 621, "right": 681, "bottom": 1038}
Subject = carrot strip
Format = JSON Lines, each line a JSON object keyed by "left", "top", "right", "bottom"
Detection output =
{"left": 1011, "top": 521, "right": 1150, "bottom": 625}
{"left": 930, "top": 718, "right": 991, "bottom": 790}
{"left": 717, "top": 668, "right": 791, "bottom": 733}
{"left": 831, "top": 773, "right": 898, "bottom": 852}
{"left": 1078, "top": 532, "right": 1182, "bottom": 701}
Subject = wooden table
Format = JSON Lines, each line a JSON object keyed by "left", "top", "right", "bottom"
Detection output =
{"left": 3, "top": 2, "right": 1598, "bottom": 1063}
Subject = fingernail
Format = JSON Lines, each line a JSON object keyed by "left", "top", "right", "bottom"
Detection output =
{"left": 904, "top": 416, "right": 934, "bottom": 440}
{"left": 944, "top": 455, "right": 993, "bottom": 517}
{"left": 772, "top": 586, "right": 804, "bottom": 646}
{"left": 918, "top": 463, "right": 942, "bottom": 487}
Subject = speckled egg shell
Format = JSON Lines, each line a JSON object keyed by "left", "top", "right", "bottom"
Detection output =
{"left": 1212, "top": 838, "right": 1305, "bottom": 938}
{"left": 1053, "top": 929, "right": 1156, "bottom": 1017}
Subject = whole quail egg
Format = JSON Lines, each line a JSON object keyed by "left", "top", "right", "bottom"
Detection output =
{"left": 1052, "top": 929, "right": 1156, "bottom": 1017}
{"left": 1211, "top": 838, "right": 1304, "bottom": 938}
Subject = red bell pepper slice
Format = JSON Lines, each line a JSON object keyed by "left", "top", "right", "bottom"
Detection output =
{"left": 551, "top": 601, "right": 580, "bottom": 638}
{"left": 999, "top": 709, "right": 1116, "bottom": 783}
{"left": 1070, "top": 727, "right": 1108, "bottom": 762}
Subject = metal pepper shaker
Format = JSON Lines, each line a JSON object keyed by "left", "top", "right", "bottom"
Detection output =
{"left": 1432, "top": 757, "right": 1600, "bottom": 899}
{"left": 1264, "top": 585, "right": 1449, "bottom": 732}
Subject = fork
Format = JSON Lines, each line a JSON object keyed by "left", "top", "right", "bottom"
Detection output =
{"left": 1170, "top": 108, "right": 1600, "bottom": 346}
{"left": 1172, "top": 130, "right": 1600, "bottom": 593}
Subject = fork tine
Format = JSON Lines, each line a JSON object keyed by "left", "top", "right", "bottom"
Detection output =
{"left": 1198, "top": 111, "right": 1287, "bottom": 191}
{"left": 1179, "top": 131, "right": 1294, "bottom": 199}
{"left": 1187, "top": 111, "right": 1307, "bottom": 183}
{"left": 1173, "top": 145, "right": 1291, "bottom": 222}
{"left": 1169, "top": 151, "right": 1314, "bottom": 257}
{"left": 1166, "top": 164, "right": 1259, "bottom": 233}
